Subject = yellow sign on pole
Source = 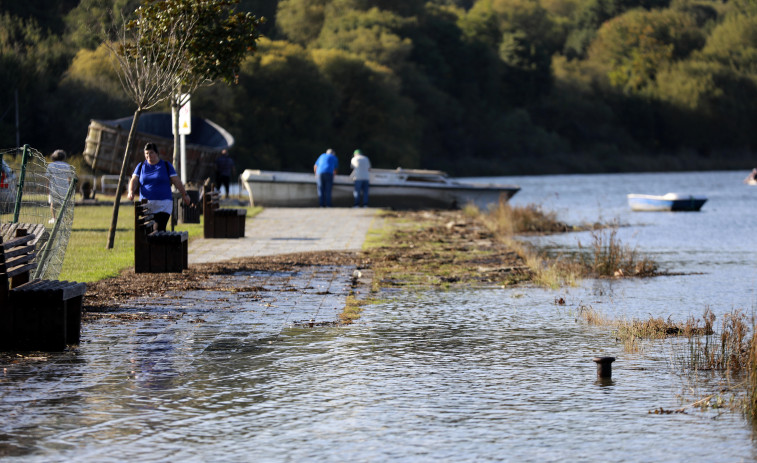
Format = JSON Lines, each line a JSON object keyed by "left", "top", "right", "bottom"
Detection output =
{"left": 179, "top": 94, "right": 191, "bottom": 135}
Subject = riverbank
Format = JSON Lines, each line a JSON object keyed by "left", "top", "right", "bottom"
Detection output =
{"left": 83, "top": 209, "right": 531, "bottom": 314}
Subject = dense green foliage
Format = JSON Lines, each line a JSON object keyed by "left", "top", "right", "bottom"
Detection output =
{"left": 1, "top": 0, "right": 755, "bottom": 175}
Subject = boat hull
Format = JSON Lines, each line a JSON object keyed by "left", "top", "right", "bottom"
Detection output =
{"left": 627, "top": 194, "right": 707, "bottom": 212}
{"left": 241, "top": 170, "right": 519, "bottom": 210}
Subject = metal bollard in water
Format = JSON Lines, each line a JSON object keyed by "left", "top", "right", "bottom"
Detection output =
{"left": 593, "top": 356, "right": 615, "bottom": 378}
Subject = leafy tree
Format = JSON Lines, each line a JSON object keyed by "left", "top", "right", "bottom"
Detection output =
{"left": 701, "top": 12, "right": 757, "bottom": 73}
{"left": 312, "top": 48, "right": 420, "bottom": 167}
{"left": 45, "top": 44, "right": 133, "bottom": 157}
{"left": 460, "top": 0, "right": 559, "bottom": 98}
{"left": 564, "top": 0, "right": 673, "bottom": 57}
{"left": 316, "top": 7, "right": 414, "bottom": 67}
{"left": 0, "top": 0, "right": 79, "bottom": 35}
{"left": 238, "top": 0, "right": 279, "bottom": 37}
{"left": 276, "top": 0, "right": 327, "bottom": 45}
{"left": 0, "top": 12, "right": 71, "bottom": 150}
{"left": 104, "top": 0, "right": 261, "bottom": 249}
{"left": 104, "top": 5, "right": 197, "bottom": 249}
{"left": 63, "top": 0, "right": 139, "bottom": 49}
{"left": 232, "top": 39, "right": 338, "bottom": 170}
{"left": 586, "top": 8, "right": 704, "bottom": 93}
{"left": 131, "top": 0, "right": 261, "bottom": 175}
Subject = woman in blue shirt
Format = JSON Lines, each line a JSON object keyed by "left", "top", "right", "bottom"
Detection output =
{"left": 127, "top": 143, "right": 191, "bottom": 231}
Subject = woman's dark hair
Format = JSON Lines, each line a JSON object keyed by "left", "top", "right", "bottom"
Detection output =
{"left": 144, "top": 143, "right": 159, "bottom": 153}
{"left": 51, "top": 149, "right": 67, "bottom": 161}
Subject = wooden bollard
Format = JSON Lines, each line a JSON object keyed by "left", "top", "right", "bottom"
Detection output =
{"left": 593, "top": 356, "right": 615, "bottom": 378}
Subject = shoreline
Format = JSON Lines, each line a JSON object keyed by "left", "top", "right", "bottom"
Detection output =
{"left": 83, "top": 209, "right": 530, "bottom": 318}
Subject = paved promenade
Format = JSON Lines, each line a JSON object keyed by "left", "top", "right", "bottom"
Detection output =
{"left": 188, "top": 207, "right": 379, "bottom": 264}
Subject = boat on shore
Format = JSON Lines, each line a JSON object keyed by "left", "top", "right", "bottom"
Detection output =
{"left": 627, "top": 193, "right": 707, "bottom": 212}
{"left": 240, "top": 168, "right": 520, "bottom": 209}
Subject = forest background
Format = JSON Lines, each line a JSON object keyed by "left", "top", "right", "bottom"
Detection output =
{"left": 1, "top": 0, "right": 756, "bottom": 176}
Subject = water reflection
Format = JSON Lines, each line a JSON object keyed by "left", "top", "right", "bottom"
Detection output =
{"left": 1, "top": 284, "right": 755, "bottom": 462}
{"left": 1, "top": 171, "right": 757, "bottom": 461}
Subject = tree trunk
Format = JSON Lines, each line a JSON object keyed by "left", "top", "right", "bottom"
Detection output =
{"left": 172, "top": 87, "right": 183, "bottom": 179}
{"left": 172, "top": 96, "right": 180, "bottom": 177}
{"left": 106, "top": 107, "right": 143, "bottom": 249}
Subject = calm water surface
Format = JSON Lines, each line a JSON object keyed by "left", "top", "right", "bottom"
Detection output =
{"left": 2, "top": 171, "right": 757, "bottom": 462}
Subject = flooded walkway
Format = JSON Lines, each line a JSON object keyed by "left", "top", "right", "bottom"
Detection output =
{"left": 189, "top": 207, "right": 378, "bottom": 263}
{"left": 0, "top": 207, "right": 381, "bottom": 461}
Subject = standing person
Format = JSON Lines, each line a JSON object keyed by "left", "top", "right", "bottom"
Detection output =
{"left": 215, "top": 149, "right": 236, "bottom": 199}
{"left": 313, "top": 148, "right": 338, "bottom": 207}
{"left": 46, "top": 149, "right": 76, "bottom": 224}
{"left": 350, "top": 149, "right": 371, "bottom": 207}
{"left": 127, "top": 143, "right": 191, "bottom": 232}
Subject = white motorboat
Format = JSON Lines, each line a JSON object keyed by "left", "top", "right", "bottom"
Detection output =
{"left": 240, "top": 168, "right": 519, "bottom": 209}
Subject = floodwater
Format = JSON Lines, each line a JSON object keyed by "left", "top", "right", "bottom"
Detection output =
{"left": 2, "top": 171, "right": 757, "bottom": 462}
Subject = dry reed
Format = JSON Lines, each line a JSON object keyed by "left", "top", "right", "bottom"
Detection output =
{"left": 482, "top": 200, "right": 570, "bottom": 236}
{"left": 578, "top": 227, "right": 658, "bottom": 277}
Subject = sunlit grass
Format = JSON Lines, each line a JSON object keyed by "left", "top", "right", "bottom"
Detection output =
{"left": 60, "top": 198, "right": 261, "bottom": 282}
{"left": 480, "top": 200, "right": 571, "bottom": 235}
{"left": 468, "top": 201, "right": 583, "bottom": 288}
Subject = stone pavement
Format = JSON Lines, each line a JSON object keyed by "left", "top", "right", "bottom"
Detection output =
{"left": 188, "top": 207, "right": 379, "bottom": 264}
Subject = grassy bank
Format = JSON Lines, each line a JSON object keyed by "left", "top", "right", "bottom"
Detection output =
{"left": 60, "top": 196, "right": 261, "bottom": 282}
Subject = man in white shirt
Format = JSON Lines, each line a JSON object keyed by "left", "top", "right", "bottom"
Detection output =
{"left": 46, "top": 149, "right": 76, "bottom": 224}
{"left": 350, "top": 149, "right": 371, "bottom": 207}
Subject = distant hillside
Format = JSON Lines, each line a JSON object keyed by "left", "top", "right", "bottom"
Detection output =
{"left": 1, "top": 0, "right": 755, "bottom": 175}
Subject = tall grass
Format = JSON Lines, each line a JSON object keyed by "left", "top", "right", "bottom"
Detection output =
{"left": 577, "top": 305, "right": 684, "bottom": 352}
{"left": 580, "top": 305, "right": 757, "bottom": 417}
{"left": 482, "top": 201, "right": 570, "bottom": 235}
{"left": 579, "top": 226, "right": 658, "bottom": 277}
{"left": 478, "top": 200, "right": 657, "bottom": 287}
{"left": 746, "top": 326, "right": 757, "bottom": 422}
{"left": 674, "top": 309, "right": 749, "bottom": 374}
{"left": 473, "top": 200, "right": 581, "bottom": 288}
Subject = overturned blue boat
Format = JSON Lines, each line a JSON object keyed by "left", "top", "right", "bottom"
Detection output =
{"left": 83, "top": 112, "right": 234, "bottom": 182}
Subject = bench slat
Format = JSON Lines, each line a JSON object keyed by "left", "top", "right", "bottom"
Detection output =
{"left": 4, "top": 262, "right": 37, "bottom": 279}
{"left": 2, "top": 243, "right": 35, "bottom": 259}
{"left": 12, "top": 279, "right": 87, "bottom": 299}
{"left": 1, "top": 234, "right": 35, "bottom": 251}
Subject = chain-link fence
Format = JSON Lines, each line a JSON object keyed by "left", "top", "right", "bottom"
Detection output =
{"left": 0, "top": 145, "right": 76, "bottom": 279}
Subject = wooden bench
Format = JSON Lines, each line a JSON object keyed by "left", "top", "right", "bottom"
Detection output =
{"left": 0, "top": 228, "right": 87, "bottom": 351}
{"left": 134, "top": 200, "right": 188, "bottom": 273}
{"left": 1, "top": 222, "right": 49, "bottom": 248}
{"left": 203, "top": 183, "right": 246, "bottom": 239}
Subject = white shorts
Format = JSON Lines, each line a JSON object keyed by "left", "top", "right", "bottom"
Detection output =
{"left": 143, "top": 199, "right": 173, "bottom": 215}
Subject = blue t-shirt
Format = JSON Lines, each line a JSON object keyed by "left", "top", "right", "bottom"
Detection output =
{"left": 314, "top": 153, "right": 338, "bottom": 175}
{"left": 133, "top": 160, "right": 177, "bottom": 201}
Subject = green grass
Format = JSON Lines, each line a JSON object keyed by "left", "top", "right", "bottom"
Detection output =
{"left": 59, "top": 198, "right": 261, "bottom": 283}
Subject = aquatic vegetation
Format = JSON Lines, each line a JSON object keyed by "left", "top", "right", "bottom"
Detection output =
{"left": 474, "top": 201, "right": 658, "bottom": 286}
{"left": 577, "top": 306, "right": 714, "bottom": 353}
{"left": 580, "top": 305, "right": 757, "bottom": 417}
{"left": 578, "top": 226, "right": 658, "bottom": 278}
{"left": 673, "top": 309, "right": 748, "bottom": 374}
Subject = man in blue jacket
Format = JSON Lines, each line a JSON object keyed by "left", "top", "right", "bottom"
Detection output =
{"left": 313, "top": 148, "right": 338, "bottom": 207}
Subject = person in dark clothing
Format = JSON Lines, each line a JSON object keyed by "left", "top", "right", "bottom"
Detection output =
{"left": 215, "top": 149, "right": 236, "bottom": 198}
